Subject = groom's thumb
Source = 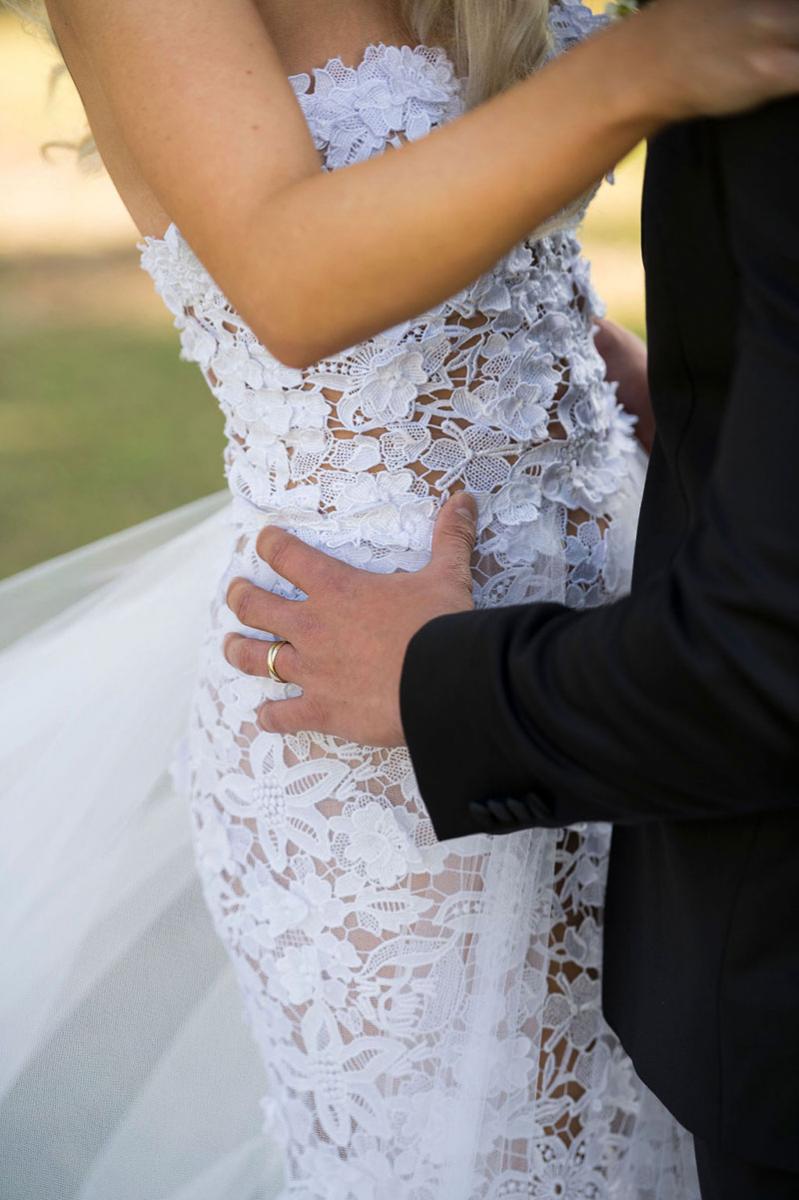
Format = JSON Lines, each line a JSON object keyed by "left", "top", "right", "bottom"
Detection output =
{"left": 430, "top": 491, "right": 478, "bottom": 590}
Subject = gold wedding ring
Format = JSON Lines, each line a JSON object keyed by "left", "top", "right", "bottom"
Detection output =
{"left": 266, "top": 639, "right": 290, "bottom": 685}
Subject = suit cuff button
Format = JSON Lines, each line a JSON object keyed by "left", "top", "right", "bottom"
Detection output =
{"left": 468, "top": 798, "right": 512, "bottom": 831}
{"left": 486, "top": 798, "right": 515, "bottom": 825}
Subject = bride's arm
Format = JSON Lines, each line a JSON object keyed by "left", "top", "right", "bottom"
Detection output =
{"left": 593, "top": 318, "right": 654, "bottom": 452}
{"left": 49, "top": 0, "right": 799, "bottom": 369}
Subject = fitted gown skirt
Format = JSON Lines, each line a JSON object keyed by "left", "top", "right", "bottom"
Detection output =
{"left": 181, "top": 450, "right": 696, "bottom": 1199}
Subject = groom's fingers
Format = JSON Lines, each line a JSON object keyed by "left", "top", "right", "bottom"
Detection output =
{"left": 429, "top": 492, "right": 478, "bottom": 592}
{"left": 257, "top": 694, "right": 325, "bottom": 736}
{"left": 223, "top": 634, "right": 302, "bottom": 683}
{"left": 256, "top": 526, "right": 350, "bottom": 593}
{"left": 226, "top": 578, "right": 302, "bottom": 635}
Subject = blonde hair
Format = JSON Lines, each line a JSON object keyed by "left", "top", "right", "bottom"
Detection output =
{"left": 402, "top": 0, "right": 552, "bottom": 110}
{"left": 2, "top": 0, "right": 99, "bottom": 167}
{"left": 5, "top": 0, "right": 561, "bottom": 176}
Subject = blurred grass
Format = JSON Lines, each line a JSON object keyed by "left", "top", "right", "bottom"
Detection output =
{"left": 0, "top": 12, "right": 226, "bottom": 578}
{"left": 0, "top": 324, "right": 223, "bottom": 574}
{"left": 0, "top": 9, "right": 645, "bottom": 580}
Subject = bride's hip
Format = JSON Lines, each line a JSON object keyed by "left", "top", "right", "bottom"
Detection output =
{"left": 209, "top": 470, "right": 642, "bottom": 633}
{"left": 184, "top": 455, "right": 643, "bottom": 769}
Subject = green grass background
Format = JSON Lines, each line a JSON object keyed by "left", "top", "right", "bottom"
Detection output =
{"left": 0, "top": 324, "right": 223, "bottom": 575}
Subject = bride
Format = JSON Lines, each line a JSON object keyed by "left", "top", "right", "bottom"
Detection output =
{"left": 2, "top": 2, "right": 798, "bottom": 1196}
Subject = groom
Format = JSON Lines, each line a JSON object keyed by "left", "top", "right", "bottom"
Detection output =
{"left": 223, "top": 80, "right": 798, "bottom": 1200}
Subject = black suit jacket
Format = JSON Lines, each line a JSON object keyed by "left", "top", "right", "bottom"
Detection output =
{"left": 400, "top": 99, "right": 799, "bottom": 1170}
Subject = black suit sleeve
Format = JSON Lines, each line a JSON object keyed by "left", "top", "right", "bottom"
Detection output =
{"left": 399, "top": 100, "right": 799, "bottom": 841}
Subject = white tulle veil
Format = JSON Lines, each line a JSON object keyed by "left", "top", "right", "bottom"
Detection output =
{"left": 0, "top": 494, "right": 285, "bottom": 1199}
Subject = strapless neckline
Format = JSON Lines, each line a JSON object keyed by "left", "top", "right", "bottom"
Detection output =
{"left": 285, "top": 39, "right": 458, "bottom": 90}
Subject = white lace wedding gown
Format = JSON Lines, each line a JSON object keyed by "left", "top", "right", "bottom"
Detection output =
{"left": 0, "top": 4, "right": 699, "bottom": 1198}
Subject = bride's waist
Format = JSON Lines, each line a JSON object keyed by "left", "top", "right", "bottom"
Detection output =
{"left": 223, "top": 488, "right": 446, "bottom": 578}
{"left": 215, "top": 480, "right": 632, "bottom": 592}
{"left": 202, "top": 452, "right": 643, "bottom": 642}
{"left": 225, "top": 424, "right": 635, "bottom": 538}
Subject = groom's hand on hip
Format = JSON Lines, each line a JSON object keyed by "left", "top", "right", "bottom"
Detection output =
{"left": 223, "top": 492, "right": 478, "bottom": 746}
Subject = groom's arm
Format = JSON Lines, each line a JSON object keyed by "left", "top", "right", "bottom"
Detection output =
{"left": 400, "top": 98, "right": 799, "bottom": 840}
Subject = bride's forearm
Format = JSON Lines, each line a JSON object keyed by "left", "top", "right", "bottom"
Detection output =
{"left": 232, "top": 19, "right": 664, "bottom": 368}
{"left": 236, "top": 0, "right": 799, "bottom": 368}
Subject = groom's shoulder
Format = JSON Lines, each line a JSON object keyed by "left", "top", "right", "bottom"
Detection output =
{"left": 711, "top": 97, "right": 799, "bottom": 235}
{"left": 714, "top": 94, "right": 799, "bottom": 152}
{"left": 645, "top": 98, "right": 798, "bottom": 226}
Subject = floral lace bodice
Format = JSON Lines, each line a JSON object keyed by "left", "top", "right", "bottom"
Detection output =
{"left": 137, "top": 0, "right": 638, "bottom": 612}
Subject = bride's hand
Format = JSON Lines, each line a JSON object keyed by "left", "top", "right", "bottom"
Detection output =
{"left": 593, "top": 318, "right": 654, "bottom": 454}
{"left": 615, "top": 0, "right": 799, "bottom": 121}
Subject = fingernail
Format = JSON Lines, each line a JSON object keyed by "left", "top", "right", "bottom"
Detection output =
{"left": 226, "top": 577, "right": 245, "bottom": 609}
{"left": 255, "top": 525, "right": 276, "bottom": 561}
{"left": 453, "top": 493, "right": 476, "bottom": 517}
{"left": 257, "top": 705, "right": 271, "bottom": 732}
